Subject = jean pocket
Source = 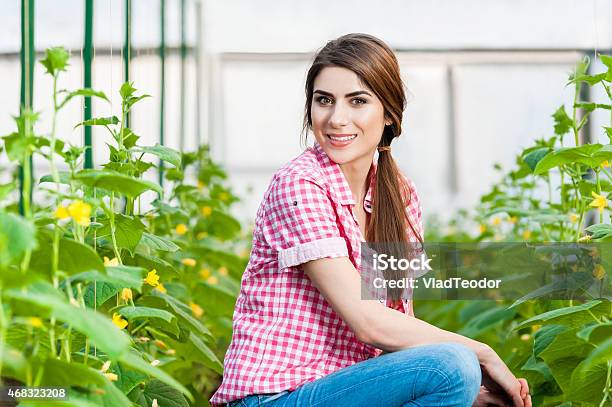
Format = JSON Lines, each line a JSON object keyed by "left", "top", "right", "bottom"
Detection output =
{"left": 258, "top": 390, "right": 290, "bottom": 405}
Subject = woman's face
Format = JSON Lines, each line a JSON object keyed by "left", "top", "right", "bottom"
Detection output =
{"left": 310, "top": 66, "right": 389, "bottom": 167}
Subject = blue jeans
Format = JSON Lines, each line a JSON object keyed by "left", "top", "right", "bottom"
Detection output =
{"left": 227, "top": 342, "right": 482, "bottom": 407}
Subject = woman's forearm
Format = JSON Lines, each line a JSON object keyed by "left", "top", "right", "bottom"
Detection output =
{"left": 364, "top": 303, "right": 494, "bottom": 363}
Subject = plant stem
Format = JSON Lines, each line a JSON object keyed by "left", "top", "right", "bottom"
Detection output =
{"left": 108, "top": 192, "right": 123, "bottom": 264}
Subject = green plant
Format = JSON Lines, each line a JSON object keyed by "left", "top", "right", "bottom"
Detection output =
{"left": 419, "top": 53, "right": 612, "bottom": 406}
{"left": 0, "top": 46, "right": 247, "bottom": 405}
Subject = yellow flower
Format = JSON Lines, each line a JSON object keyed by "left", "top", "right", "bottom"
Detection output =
{"left": 206, "top": 276, "right": 219, "bottom": 285}
{"left": 589, "top": 191, "right": 608, "bottom": 213}
{"left": 601, "top": 160, "right": 610, "bottom": 168}
{"left": 197, "top": 180, "right": 205, "bottom": 189}
{"left": 508, "top": 216, "right": 518, "bottom": 224}
{"left": 155, "top": 283, "right": 167, "bottom": 294}
{"left": 144, "top": 270, "right": 160, "bottom": 287}
{"left": 491, "top": 216, "right": 502, "bottom": 226}
{"left": 112, "top": 313, "right": 128, "bottom": 329}
{"left": 520, "top": 334, "right": 531, "bottom": 341}
{"left": 219, "top": 266, "right": 229, "bottom": 276}
{"left": 27, "top": 317, "right": 43, "bottom": 328}
{"left": 104, "top": 256, "right": 119, "bottom": 267}
{"left": 175, "top": 223, "right": 188, "bottom": 235}
{"left": 166, "top": 349, "right": 176, "bottom": 356}
{"left": 199, "top": 267, "right": 211, "bottom": 279}
{"left": 100, "top": 360, "right": 111, "bottom": 372}
{"left": 54, "top": 206, "right": 70, "bottom": 220}
{"left": 189, "top": 302, "right": 203, "bottom": 318}
{"left": 196, "top": 232, "right": 208, "bottom": 240}
{"left": 478, "top": 224, "right": 487, "bottom": 234}
{"left": 121, "top": 288, "right": 133, "bottom": 302}
{"left": 219, "top": 192, "right": 229, "bottom": 201}
{"left": 104, "top": 372, "right": 118, "bottom": 381}
{"left": 153, "top": 340, "right": 168, "bottom": 350}
{"left": 201, "top": 206, "right": 212, "bottom": 217}
{"left": 593, "top": 264, "right": 606, "bottom": 280}
{"left": 181, "top": 258, "right": 196, "bottom": 267}
{"left": 522, "top": 230, "right": 532, "bottom": 240}
{"left": 67, "top": 199, "right": 92, "bottom": 227}
{"left": 578, "top": 234, "right": 592, "bottom": 243}
{"left": 569, "top": 213, "right": 579, "bottom": 223}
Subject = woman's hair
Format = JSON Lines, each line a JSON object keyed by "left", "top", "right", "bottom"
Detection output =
{"left": 301, "top": 33, "right": 423, "bottom": 301}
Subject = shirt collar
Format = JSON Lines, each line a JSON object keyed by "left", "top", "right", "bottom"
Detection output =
{"left": 312, "top": 142, "right": 376, "bottom": 213}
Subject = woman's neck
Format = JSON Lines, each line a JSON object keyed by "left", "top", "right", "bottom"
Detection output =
{"left": 339, "top": 152, "right": 375, "bottom": 205}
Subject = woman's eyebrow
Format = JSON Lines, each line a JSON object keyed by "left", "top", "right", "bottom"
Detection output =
{"left": 313, "top": 89, "right": 372, "bottom": 98}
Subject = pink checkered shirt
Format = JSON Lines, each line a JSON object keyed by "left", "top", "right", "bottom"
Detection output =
{"left": 210, "top": 142, "right": 424, "bottom": 406}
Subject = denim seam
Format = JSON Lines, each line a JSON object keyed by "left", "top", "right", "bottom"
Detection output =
{"left": 309, "top": 366, "right": 452, "bottom": 407}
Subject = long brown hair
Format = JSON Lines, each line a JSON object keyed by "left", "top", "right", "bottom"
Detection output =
{"left": 301, "top": 33, "right": 423, "bottom": 301}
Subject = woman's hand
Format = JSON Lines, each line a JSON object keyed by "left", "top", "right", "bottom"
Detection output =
{"left": 476, "top": 347, "right": 531, "bottom": 407}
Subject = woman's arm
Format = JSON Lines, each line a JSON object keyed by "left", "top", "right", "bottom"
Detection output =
{"left": 303, "top": 256, "right": 527, "bottom": 407}
{"left": 303, "top": 256, "right": 490, "bottom": 357}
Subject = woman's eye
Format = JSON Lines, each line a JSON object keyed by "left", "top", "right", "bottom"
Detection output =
{"left": 352, "top": 98, "right": 366, "bottom": 105}
{"left": 317, "top": 96, "right": 332, "bottom": 105}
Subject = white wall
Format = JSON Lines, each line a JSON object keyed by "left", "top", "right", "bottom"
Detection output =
{"left": 1, "top": 0, "right": 611, "bottom": 226}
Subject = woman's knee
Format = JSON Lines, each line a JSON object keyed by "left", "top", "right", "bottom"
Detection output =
{"left": 429, "top": 342, "right": 482, "bottom": 401}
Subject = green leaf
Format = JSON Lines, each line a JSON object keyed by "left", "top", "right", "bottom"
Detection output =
{"left": 0, "top": 345, "right": 27, "bottom": 382}
{"left": 75, "top": 116, "right": 119, "bottom": 128}
{"left": 576, "top": 322, "right": 612, "bottom": 345}
{"left": 119, "top": 350, "right": 193, "bottom": 402}
{"left": 120, "top": 82, "right": 137, "bottom": 99}
{"left": 6, "top": 282, "right": 131, "bottom": 359}
{"left": 97, "top": 214, "right": 145, "bottom": 255}
{"left": 75, "top": 169, "right": 162, "bottom": 198}
{"left": 132, "top": 144, "right": 182, "bottom": 167}
{"left": 70, "top": 265, "right": 144, "bottom": 292}
{"left": 130, "top": 379, "right": 189, "bottom": 407}
{"left": 0, "top": 212, "right": 37, "bottom": 268}
{"left": 457, "top": 306, "right": 516, "bottom": 338}
{"left": 515, "top": 300, "right": 609, "bottom": 331}
{"left": 40, "top": 47, "right": 70, "bottom": 75}
{"left": 30, "top": 236, "right": 105, "bottom": 276}
{"left": 552, "top": 106, "right": 573, "bottom": 135}
{"left": 187, "top": 332, "right": 223, "bottom": 374}
{"left": 538, "top": 328, "right": 592, "bottom": 365}
{"left": 37, "top": 357, "right": 105, "bottom": 387}
{"left": 139, "top": 232, "right": 180, "bottom": 252}
{"left": 205, "top": 209, "right": 242, "bottom": 240}
{"left": 118, "top": 306, "right": 176, "bottom": 324}
{"left": 534, "top": 144, "right": 612, "bottom": 175}
{"left": 567, "top": 357, "right": 608, "bottom": 404}
{"left": 580, "top": 337, "right": 612, "bottom": 372}
{"left": 585, "top": 223, "right": 612, "bottom": 241}
{"left": 111, "top": 362, "right": 147, "bottom": 395}
{"left": 523, "top": 147, "right": 551, "bottom": 171}
{"left": 58, "top": 88, "right": 109, "bottom": 110}
{"left": 2, "top": 132, "right": 36, "bottom": 161}
{"left": 83, "top": 281, "right": 121, "bottom": 308}
{"left": 39, "top": 171, "right": 71, "bottom": 185}
{"left": 140, "top": 293, "right": 213, "bottom": 340}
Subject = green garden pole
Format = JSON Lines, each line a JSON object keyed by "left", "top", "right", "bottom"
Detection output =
{"left": 158, "top": 0, "right": 166, "bottom": 185}
{"left": 19, "top": 0, "right": 35, "bottom": 216}
{"left": 123, "top": 0, "right": 132, "bottom": 127}
{"left": 83, "top": 0, "right": 94, "bottom": 169}
{"left": 179, "top": 0, "right": 186, "bottom": 151}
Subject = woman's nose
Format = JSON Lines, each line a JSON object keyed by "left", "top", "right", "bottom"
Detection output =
{"left": 329, "top": 104, "right": 350, "bottom": 127}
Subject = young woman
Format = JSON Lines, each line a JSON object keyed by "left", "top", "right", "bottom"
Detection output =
{"left": 210, "top": 33, "right": 532, "bottom": 407}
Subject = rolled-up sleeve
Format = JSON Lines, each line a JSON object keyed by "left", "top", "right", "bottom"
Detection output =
{"left": 261, "top": 173, "right": 349, "bottom": 270}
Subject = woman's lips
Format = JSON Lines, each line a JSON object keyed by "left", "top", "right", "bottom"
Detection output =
{"left": 327, "top": 134, "right": 357, "bottom": 148}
